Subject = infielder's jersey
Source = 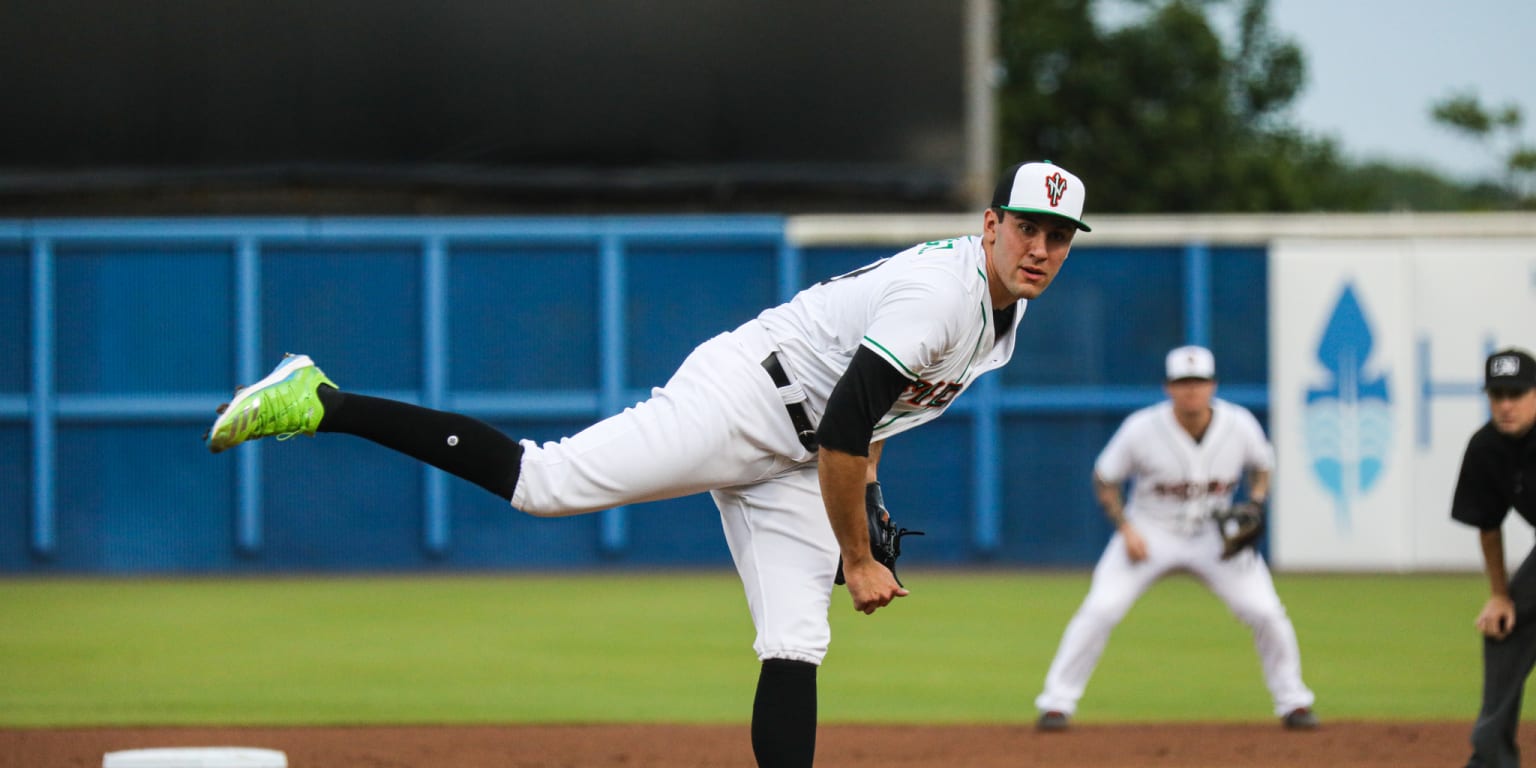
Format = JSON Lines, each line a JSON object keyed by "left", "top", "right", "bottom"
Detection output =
{"left": 755, "top": 235, "right": 1022, "bottom": 444}
{"left": 1095, "top": 399, "right": 1274, "bottom": 534}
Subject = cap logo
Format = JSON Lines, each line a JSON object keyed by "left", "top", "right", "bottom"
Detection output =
{"left": 1044, "top": 172, "right": 1067, "bottom": 207}
{"left": 1492, "top": 355, "right": 1522, "bottom": 377}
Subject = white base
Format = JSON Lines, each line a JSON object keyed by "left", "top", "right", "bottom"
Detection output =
{"left": 103, "top": 747, "right": 288, "bottom": 768}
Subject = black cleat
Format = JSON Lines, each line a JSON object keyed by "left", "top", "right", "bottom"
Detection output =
{"left": 1282, "top": 707, "right": 1319, "bottom": 730}
{"left": 1036, "top": 711, "right": 1070, "bottom": 732}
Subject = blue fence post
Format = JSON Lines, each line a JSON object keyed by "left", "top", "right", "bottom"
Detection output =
{"left": 1183, "top": 242, "right": 1211, "bottom": 348}
{"left": 598, "top": 230, "right": 629, "bottom": 555}
{"left": 234, "top": 237, "right": 263, "bottom": 555}
{"left": 29, "top": 238, "right": 56, "bottom": 558}
{"left": 970, "top": 373, "right": 1002, "bottom": 554}
{"left": 422, "top": 235, "right": 451, "bottom": 556}
{"left": 777, "top": 238, "right": 803, "bottom": 303}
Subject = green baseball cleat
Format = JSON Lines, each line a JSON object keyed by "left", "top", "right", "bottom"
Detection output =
{"left": 205, "top": 354, "right": 337, "bottom": 453}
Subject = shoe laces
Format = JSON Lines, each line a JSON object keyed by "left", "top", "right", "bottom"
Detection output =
{"left": 248, "top": 375, "right": 321, "bottom": 440}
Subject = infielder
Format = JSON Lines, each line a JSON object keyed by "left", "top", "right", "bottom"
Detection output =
{"left": 1452, "top": 348, "right": 1536, "bottom": 768}
{"left": 1033, "top": 346, "right": 1318, "bottom": 731}
{"left": 205, "top": 161, "right": 1091, "bottom": 768}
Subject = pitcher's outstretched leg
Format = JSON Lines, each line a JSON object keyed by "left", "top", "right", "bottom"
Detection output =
{"left": 206, "top": 353, "right": 522, "bottom": 500}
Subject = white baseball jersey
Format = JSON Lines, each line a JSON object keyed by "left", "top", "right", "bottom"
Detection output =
{"left": 757, "top": 235, "right": 1023, "bottom": 443}
{"left": 1095, "top": 399, "right": 1274, "bottom": 535}
{"left": 513, "top": 234, "right": 1021, "bottom": 665}
{"left": 1038, "top": 397, "right": 1313, "bottom": 719}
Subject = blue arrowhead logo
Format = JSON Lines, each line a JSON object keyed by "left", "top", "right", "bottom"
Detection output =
{"left": 1302, "top": 283, "right": 1393, "bottom": 531}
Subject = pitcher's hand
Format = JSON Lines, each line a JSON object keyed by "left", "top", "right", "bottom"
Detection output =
{"left": 843, "top": 558, "right": 908, "bottom": 615}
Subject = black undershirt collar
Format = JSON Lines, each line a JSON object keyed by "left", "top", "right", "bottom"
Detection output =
{"left": 993, "top": 303, "right": 1017, "bottom": 343}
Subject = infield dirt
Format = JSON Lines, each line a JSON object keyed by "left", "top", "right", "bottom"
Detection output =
{"left": 0, "top": 721, "right": 1510, "bottom": 767}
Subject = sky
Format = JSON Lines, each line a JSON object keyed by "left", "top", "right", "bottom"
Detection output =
{"left": 1265, "top": 0, "right": 1536, "bottom": 181}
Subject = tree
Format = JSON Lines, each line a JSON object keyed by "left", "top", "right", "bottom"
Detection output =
{"left": 995, "top": 0, "right": 1368, "bottom": 212}
{"left": 1431, "top": 91, "right": 1536, "bottom": 205}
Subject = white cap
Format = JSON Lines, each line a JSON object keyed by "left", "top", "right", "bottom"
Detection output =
{"left": 990, "top": 161, "right": 1090, "bottom": 231}
{"left": 1165, "top": 345, "right": 1216, "bottom": 381}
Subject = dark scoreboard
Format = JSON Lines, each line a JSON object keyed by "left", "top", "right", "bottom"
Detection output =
{"left": 0, "top": 1, "right": 970, "bottom": 212}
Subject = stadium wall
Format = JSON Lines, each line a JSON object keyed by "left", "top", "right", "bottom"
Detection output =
{"left": 1, "top": 212, "right": 1532, "bottom": 574}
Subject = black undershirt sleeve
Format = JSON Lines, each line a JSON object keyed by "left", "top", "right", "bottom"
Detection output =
{"left": 816, "top": 346, "right": 912, "bottom": 456}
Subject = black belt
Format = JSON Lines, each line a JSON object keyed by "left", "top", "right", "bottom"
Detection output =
{"left": 762, "top": 353, "right": 819, "bottom": 452}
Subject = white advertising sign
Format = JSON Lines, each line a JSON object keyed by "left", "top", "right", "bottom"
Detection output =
{"left": 1270, "top": 237, "right": 1536, "bottom": 571}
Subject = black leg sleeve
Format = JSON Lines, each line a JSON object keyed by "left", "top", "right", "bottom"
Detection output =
{"left": 751, "top": 659, "right": 817, "bottom": 768}
{"left": 315, "top": 386, "right": 522, "bottom": 501}
{"left": 1469, "top": 547, "right": 1536, "bottom": 768}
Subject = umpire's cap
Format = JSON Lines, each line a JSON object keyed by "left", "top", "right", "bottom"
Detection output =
{"left": 991, "top": 161, "right": 1090, "bottom": 231}
{"left": 1486, "top": 348, "right": 1536, "bottom": 392}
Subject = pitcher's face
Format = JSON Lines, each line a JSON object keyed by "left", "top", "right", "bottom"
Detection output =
{"left": 982, "top": 209, "right": 1076, "bottom": 306}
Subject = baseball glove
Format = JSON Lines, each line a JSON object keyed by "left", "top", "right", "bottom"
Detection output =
{"left": 1212, "top": 500, "right": 1266, "bottom": 559}
{"left": 834, "top": 481, "right": 925, "bottom": 587}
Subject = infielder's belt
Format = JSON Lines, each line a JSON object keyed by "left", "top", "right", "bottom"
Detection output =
{"left": 761, "top": 353, "right": 819, "bottom": 452}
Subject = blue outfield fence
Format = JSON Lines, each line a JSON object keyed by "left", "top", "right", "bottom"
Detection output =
{"left": 0, "top": 216, "right": 1268, "bottom": 574}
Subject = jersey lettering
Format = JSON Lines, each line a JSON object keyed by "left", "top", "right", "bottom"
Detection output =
{"left": 902, "top": 378, "right": 963, "bottom": 408}
{"left": 918, "top": 238, "right": 959, "bottom": 254}
{"left": 1150, "top": 479, "right": 1235, "bottom": 500}
{"left": 906, "top": 380, "right": 937, "bottom": 404}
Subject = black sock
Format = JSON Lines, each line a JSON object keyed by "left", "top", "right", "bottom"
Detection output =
{"left": 751, "top": 659, "right": 817, "bottom": 768}
{"left": 315, "top": 386, "right": 522, "bottom": 501}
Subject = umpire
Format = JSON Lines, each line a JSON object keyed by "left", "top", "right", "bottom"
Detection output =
{"left": 1453, "top": 348, "right": 1536, "bottom": 768}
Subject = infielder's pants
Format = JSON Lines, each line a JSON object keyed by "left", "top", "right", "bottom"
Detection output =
{"left": 1467, "top": 546, "right": 1536, "bottom": 768}
{"left": 511, "top": 322, "right": 840, "bottom": 664}
{"left": 1035, "top": 523, "right": 1315, "bottom": 717}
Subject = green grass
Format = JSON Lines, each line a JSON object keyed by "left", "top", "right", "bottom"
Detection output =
{"left": 0, "top": 571, "right": 1496, "bottom": 726}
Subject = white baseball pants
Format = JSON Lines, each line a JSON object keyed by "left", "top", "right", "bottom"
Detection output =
{"left": 1035, "top": 522, "right": 1315, "bottom": 717}
{"left": 511, "top": 321, "right": 840, "bottom": 663}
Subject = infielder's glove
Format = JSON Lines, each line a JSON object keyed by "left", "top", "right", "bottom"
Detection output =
{"left": 1212, "top": 500, "right": 1266, "bottom": 560}
{"left": 834, "top": 481, "right": 925, "bottom": 587}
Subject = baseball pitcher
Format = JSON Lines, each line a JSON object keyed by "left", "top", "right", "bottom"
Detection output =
{"left": 204, "top": 162, "right": 1091, "bottom": 768}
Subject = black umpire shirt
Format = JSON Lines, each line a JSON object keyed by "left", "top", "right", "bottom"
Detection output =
{"left": 1451, "top": 422, "right": 1536, "bottom": 531}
